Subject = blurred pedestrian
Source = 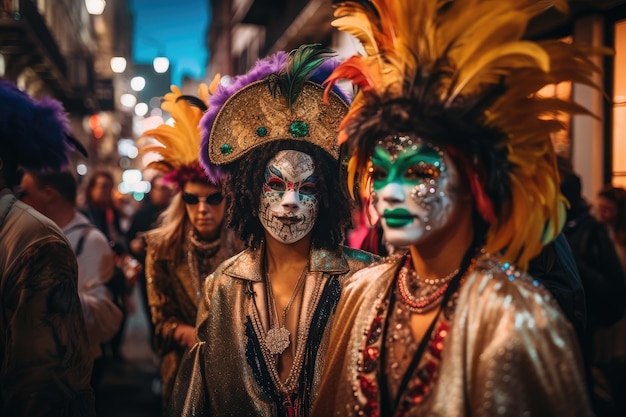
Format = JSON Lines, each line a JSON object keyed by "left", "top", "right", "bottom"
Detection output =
{"left": 141, "top": 83, "right": 242, "bottom": 410}
{"left": 594, "top": 184, "right": 626, "bottom": 416}
{"left": 81, "top": 170, "right": 139, "bottom": 360}
{"left": 0, "top": 79, "right": 95, "bottom": 416}
{"left": 595, "top": 185, "right": 626, "bottom": 272}
{"left": 82, "top": 171, "right": 125, "bottom": 247}
{"left": 168, "top": 44, "right": 379, "bottom": 417}
{"left": 19, "top": 169, "right": 123, "bottom": 392}
{"left": 112, "top": 186, "right": 135, "bottom": 234}
{"left": 558, "top": 157, "right": 626, "bottom": 416}
{"left": 127, "top": 173, "right": 174, "bottom": 341}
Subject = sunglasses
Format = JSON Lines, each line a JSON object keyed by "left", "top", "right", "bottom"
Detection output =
{"left": 181, "top": 192, "right": 224, "bottom": 206}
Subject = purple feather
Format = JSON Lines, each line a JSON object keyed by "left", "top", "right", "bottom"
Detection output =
{"left": 199, "top": 160, "right": 225, "bottom": 187}
{"left": 0, "top": 80, "right": 74, "bottom": 171}
{"left": 199, "top": 51, "right": 287, "bottom": 171}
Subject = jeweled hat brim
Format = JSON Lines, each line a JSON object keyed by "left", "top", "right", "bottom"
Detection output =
{"left": 208, "top": 80, "right": 349, "bottom": 165}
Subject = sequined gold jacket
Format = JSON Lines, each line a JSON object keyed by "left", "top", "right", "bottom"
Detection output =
{"left": 168, "top": 244, "right": 379, "bottom": 417}
{"left": 311, "top": 253, "right": 593, "bottom": 417}
{"left": 145, "top": 230, "right": 241, "bottom": 405}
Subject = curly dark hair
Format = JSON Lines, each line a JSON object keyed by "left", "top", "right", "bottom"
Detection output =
{"left": 225, "top": 140, "right": 353, "bottom": 250}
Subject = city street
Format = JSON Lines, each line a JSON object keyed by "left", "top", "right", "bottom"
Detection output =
{"left": 96, "top": 288, "right": 162, "bottom": 417}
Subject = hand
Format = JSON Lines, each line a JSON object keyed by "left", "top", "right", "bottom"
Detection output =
{"left": 121, "top": 255, "right": 142, "bottom": 285}
{"left": 175, "top": 325, "right": 196, "bottom": 349}
{"left": 129, "top": 237, "right": 145, "bottom": 255}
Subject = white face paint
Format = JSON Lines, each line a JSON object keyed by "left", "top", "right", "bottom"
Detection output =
{"left": 371, "top": 140, "right": 463, "bottom": 248}
{"left": 259, "top": 150, "right": 319, "bottom": 244}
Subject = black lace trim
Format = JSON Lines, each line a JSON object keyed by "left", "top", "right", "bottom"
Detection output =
{"left": 244, "top": 316, "right": 278, "bottom": 402}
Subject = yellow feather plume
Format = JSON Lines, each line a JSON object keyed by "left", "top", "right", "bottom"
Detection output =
{"left": 140, "top": 75, "right": 221, "bottom": 172}
{"left": 327, "top": 0, "right": 606, "bottom": 269}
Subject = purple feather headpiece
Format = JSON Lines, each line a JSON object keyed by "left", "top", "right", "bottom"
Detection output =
{"left": 0, "top": 80, "right": 77, "bottom": 171}
{"left": 161, "top": 161, "right": 223, "bottom": 191}
{"left": 200, "top": 44, "right": 352, "bottom": 169}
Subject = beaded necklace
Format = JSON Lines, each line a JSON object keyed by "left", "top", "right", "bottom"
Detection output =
{"left": 397, "top": 259, "right": 460, "bottom": 313}
{"left": 185, "top": 228, "right": 221, "bottom": 299}
{"left": 249, "top": 264, "right": 324, "bottom": 394}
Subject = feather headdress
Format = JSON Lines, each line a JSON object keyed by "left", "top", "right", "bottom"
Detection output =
{"left": 201, "top": 43, "right": 351, "bottom": 167}
{"left": 140, "top": 77, "right": 224, "bottom": 188}
{"left": 0, "top": 80, "right": 86, "bottom": 174}
{"left": 324, "top": 0, "right": 606, "bottom": 268}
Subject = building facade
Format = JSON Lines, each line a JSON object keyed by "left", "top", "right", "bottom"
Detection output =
{"left": 1, "top": 0, "right": 135, "bottom": 180}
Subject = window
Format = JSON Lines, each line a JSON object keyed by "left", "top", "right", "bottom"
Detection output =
{"left": 613, "top": 19, "right": 626, "bottom": 188}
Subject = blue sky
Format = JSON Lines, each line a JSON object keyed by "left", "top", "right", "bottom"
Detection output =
{"left": 130, "top": 0, "right": 210, "bottom": 86}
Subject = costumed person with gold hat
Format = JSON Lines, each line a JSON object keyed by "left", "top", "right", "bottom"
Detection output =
{"left": 311, "top": 0, "right": 600, "bottom": 415}
{"left": 141, "top": 81, "right": 242, "bottom": 411}
{"left": 168, "top": 44, "right": 379, "bottom": 417}
{"left": 0, "top": 80, "right": 96, "bottom": 416}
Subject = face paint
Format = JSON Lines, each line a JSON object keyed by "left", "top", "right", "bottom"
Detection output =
{"left": 259, "top": 150, "right": 319, "bottom": 244}
{"left": 370, "top": 136, "right": 462, "bottom": 248}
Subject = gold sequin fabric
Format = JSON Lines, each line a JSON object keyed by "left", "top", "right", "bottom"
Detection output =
{"left": 311, "top": 253, "right": 594, "bottom": 416}
{"left": 145, "top": 229, "right": 241, "bottom": 407}
{"left": 167, "top": 244, "right": 379, "bottom": 416}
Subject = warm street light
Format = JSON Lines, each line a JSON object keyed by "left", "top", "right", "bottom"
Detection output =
{"left": 76, "top": 163, "right": 88, "bottom": 176}
{"left": 134, "top": 103, "right": 148, "bottom": 117}
{"left": 85, "top": 0, "right": 106, "bottom": 15}
{"left": 120, "top": 93, "right": 137, "bottom": 108}
{"left": 139, "top": 35, "right": 170, "bottom": 74}
{"left": 130, "top": 76, "right": 146, "bottom": 91}
{"left": 153, "top": 57, "right": 170, "bottom": 73}
{"left": 110, "top": 57, "right": 127, "bottom": 73}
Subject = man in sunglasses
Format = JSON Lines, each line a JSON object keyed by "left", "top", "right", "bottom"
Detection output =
{"left": 141, "top": 83, "right": 242, "bottom": 411}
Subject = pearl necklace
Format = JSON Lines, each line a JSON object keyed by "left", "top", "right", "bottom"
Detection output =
{"left": 397, "top": 263, "right": 459, "bottom": 314}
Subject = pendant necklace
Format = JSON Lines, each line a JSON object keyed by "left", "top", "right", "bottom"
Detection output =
{"left": 264, "top": 263, "right": 309, "bottom": 355}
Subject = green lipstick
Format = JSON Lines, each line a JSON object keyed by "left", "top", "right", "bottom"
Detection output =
{"left": 383, "top": 208, "right": 415, "bottom": 228}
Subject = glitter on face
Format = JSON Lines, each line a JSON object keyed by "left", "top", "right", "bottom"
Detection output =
{"left": 370, "top": 140, "right": 462, "bottom": 248}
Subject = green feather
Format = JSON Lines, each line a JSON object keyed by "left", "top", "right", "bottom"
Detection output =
{"left": 274, "top": 43, "right": 335, "bottom": 107}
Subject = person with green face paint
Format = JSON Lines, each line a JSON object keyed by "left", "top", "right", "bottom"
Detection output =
{"left": 310, "top": 0, "right": 601, "bottom": 416}
{"left": 369, "top": 139, "right": 464, "bottom": 249}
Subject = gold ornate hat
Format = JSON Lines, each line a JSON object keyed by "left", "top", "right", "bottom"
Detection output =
{"left": 208, "top": 80, "right": 348, "bottom": 164}
{"left": 200, "top": 44, "right": 351, "bottom": 167}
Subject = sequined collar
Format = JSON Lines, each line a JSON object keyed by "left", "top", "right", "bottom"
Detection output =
{"left": 221, "top": 242, "right": 351, "bottom": 282}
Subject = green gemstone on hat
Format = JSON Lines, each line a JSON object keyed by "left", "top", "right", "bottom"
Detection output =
{"left": 256, "top": 126, "right": 268, "bottom": 137}
{"left": 220, "top": 143, "right": 233, "bottom": 155}
{"left": 289, "top": 121, "right": 309, "bottom": 137}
